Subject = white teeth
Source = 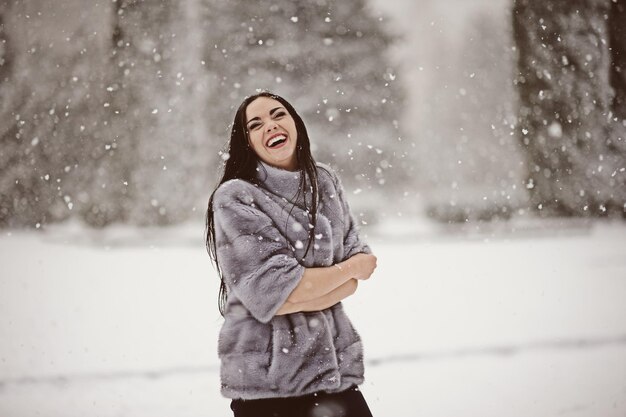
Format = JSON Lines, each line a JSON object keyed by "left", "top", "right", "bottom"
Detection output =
{"left": 268, "top": 135, "right": 286, "bottom": 147}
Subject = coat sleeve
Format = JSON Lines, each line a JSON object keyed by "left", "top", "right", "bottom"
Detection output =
{"left": 330, "top": 170, "right": 373, "bottom": 260}
{"left": 213, "top": 182, "right": 306, "bottom": 323}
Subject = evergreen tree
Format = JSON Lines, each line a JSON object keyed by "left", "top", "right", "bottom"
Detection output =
{"left": 200, "top": 0, "right": 410, "bottom": 199}
{"left": 98, "top": 0, "right": 208, "bottom": 227}
{"left": 609, "top": 0, "right": 626, "bottom": 121}
{"left": 0, "top": 1, "right": 17, "bottom": 226}
{"left": 0, "top": 2, "right": 11, "bottom": 83}
{"left": 0, "top": 3, "right": 105, "bottom": 228}
{"left": 513, "top": 0, "right": 626, "bottom": 217}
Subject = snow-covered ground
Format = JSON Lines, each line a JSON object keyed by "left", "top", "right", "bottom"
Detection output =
{"left": 1, "top": 217, "right": 625, "bottom": 417}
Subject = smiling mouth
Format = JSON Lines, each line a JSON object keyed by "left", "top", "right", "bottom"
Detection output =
{"left": 266, "top": 134, "right": 287, "bottom": 148}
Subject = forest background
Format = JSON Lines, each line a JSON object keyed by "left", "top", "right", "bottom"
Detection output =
{"left": 2, "top": 0, "right": 624, "bottom": 231}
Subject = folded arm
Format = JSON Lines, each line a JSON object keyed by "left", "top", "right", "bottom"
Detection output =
{"left": 285, "top": 256, "right": 360, "bottom": 304}
{"left": 276, "top": 278, "right": 358, "bottom": 315}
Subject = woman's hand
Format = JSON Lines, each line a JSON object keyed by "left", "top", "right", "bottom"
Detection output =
{"left": 342, "top": 253, "right": 377, "bottom": 281}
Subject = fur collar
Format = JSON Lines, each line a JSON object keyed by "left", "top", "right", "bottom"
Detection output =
{"left": 255, "top": 160, "right": 313, "bottom": 208}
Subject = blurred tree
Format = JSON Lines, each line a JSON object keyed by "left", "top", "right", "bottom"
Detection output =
{"left": 513, "top": 0, "right": 626, "bottom": 217}
{"left": 0, "top": 0, "right": 21, "bottom": 227}
{"left": 609, "top": 0, "right": 626, "bottom": 120}
{"left": 85, "top": 0, "right": 208, "bottom": 227}
{"left": 200, "top": 0, "right": 410, "bottom": 206}
{"left": 0, "top": 3, "right": 103, "bottom": 228}
{"left": 73, "top": 0, "right": 139, "bottom": 228}
{"left": 0, "top": 2, "right": 11, "bottom": 83}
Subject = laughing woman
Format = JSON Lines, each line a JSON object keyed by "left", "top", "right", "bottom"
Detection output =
{"left": 205, "top": 91, "right": 377, "bottom": 417}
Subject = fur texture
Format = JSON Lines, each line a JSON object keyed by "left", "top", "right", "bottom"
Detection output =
{"left": 213, "top": 159, "right": 372, "bottom": 400}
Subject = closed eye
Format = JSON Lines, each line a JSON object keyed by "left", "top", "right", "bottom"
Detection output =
{"left": 246, "top": 107, "right": 288, "bottom": 132}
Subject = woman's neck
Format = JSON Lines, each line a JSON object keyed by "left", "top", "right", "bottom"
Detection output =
{"left": 255, "top": 159, "right": 311, "bottom": 206}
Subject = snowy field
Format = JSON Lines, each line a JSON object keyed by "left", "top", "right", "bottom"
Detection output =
{"left": 1, "top": 217, "right": 625, "bottom": 417}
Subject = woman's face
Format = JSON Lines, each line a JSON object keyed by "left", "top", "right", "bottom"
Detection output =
{"left": 245, "top": 96, "right": 298, "bottom": 171}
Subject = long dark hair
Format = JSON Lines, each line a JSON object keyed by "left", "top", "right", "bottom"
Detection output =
{"left": 205, "top": 91, "right": 320, "bottom": 317}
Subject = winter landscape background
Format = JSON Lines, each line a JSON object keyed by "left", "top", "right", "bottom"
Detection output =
{"left": 1, "top": 0, "right": 625, "bottom": 416}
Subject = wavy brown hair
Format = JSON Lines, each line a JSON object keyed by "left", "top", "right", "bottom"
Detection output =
{"left": 205, "top": 91, "right": 320, "bottom": 317}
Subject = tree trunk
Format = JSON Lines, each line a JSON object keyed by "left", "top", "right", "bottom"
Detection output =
{"left": 609, "top": 0, "right": 626, "bottom": 120}
{"left": 0, "top": 3, "right": 12, "bottom": 83}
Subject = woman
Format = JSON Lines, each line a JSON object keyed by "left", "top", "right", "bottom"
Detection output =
{"left": 205, "top": 91, "right": 377, "bottom": 417}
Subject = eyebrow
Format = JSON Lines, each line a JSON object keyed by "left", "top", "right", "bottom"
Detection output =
{"left": 246, "top": 107, "right": 285, "bottom": 127}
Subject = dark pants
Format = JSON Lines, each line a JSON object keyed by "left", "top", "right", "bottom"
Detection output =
{"left": 230, "top": 385, "right": 374, "bottom": 417}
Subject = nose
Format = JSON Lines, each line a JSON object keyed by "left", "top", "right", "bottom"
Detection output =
{"left": 265, "top": 120, "right": 278, "bottom": 132}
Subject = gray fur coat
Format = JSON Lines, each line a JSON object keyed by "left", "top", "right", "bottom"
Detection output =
{"left": 213, "top": 159, "right": 372, "bottom": 400}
